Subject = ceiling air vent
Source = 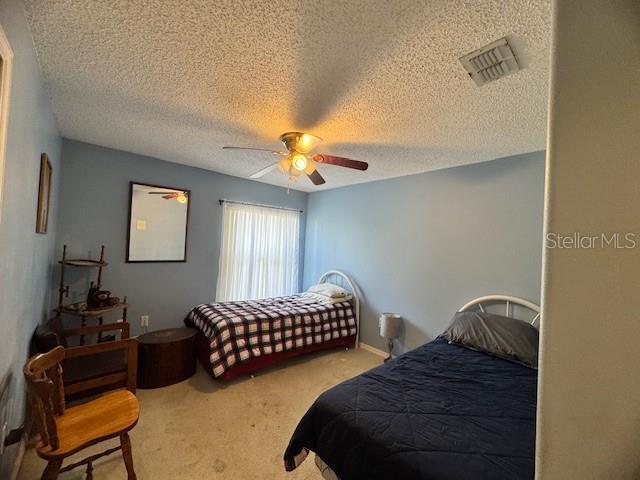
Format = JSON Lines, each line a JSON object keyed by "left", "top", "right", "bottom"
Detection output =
{"left": 459, "top": 37, "right": 520, "bottom": 86}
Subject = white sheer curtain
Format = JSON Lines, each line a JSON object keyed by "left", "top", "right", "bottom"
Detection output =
{"left": 216, "top": 202, "right": 300, "bottom": 301}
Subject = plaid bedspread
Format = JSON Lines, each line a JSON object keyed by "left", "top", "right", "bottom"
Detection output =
{"left": 185, "top": 294, "right": 357, "bottom": 377}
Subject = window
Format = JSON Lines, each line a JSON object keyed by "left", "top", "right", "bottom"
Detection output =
{"left": 216, "top": 201, "right": 300, "bottom": 301}
{"left": 0, "top": 24, "right": 13, "bottom": 223}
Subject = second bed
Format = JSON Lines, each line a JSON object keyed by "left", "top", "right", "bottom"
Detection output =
{"left": 284, "top": 295, "right": 540, "bottom": 480}
{"left": 184, "top": 270, "right": 360, "bottom": 380}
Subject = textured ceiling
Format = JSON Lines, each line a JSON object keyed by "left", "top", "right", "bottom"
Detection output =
{"left": 23, "top": 0, "right": 551, "bottom": 192}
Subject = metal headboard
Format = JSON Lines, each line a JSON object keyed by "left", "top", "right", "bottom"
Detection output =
{"left": 458, "top": 294, "right": 540, "bottom": 326}
{"left": 317, "top": 270, "right": 360, "bottom": 346}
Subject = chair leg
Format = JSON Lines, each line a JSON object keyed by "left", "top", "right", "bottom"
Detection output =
{"left": 120, "top": 433, "right": 137, "bottom": 480}
{"left": 41, "top": 459, "right": 62, "bottom": 480}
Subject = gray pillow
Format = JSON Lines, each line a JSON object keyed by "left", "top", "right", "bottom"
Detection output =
{"left": 440, "top": 311, "right": 539, "bottom": 369}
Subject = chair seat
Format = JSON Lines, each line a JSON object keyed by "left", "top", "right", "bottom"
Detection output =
{"left": 37, "top": 390, "right": 139, "bottom": 459}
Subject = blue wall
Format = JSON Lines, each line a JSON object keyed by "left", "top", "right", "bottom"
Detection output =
{"left": 55, "top": 140, "right": 307, "bottom": 334}
{"left": 55, "top": 141, "right": 544, "bottom": 354}
{"left": 0, "top": 0, "right": 61, "bottom": 433}
{"left": 303, "top": 151, "right": 545, "bottom": 352}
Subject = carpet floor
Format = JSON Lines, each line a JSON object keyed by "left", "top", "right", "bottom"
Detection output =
{"left": 17, "top": 347, "right": 381, "bottom": 479}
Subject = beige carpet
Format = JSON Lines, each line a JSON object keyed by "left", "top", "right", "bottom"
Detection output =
{"left": 18, "top": 347, "right": 381, "bottom": 479}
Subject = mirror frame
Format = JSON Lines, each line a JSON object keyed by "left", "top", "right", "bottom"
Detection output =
{"left": 126, "top": 181, "right": 191, "bottom": 263}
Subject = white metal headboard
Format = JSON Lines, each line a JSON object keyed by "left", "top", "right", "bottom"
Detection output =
{"left": 317, "top": 270, "right": 360, "bottom": 346}
{"left": 458, "top": 294, "right": 540, "bottom": 326}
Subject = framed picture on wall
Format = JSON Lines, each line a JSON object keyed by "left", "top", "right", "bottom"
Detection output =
{"left": 36, "top": 153, "right": 52, "bottom": 234}
{"left": 0, "top": 24, "right": 14, "bottom": 224}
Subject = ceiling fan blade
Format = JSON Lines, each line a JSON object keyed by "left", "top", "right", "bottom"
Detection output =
{"left": 162, "top": 194, "right": 177, "bottom": 199}
{"left": 249, "top": 162, "right": 279, "bottom": 179}
{"left": 314, "top": 154, "right": 368, "bottom": 171}
{"left": 148, "top": 191, "right": 176, "bottom": 194}
{"left": 307, "top": 169, "right": 326, "bottom": 186}
{"left": 223, "top": 146, "right": 285, "bottom": 155}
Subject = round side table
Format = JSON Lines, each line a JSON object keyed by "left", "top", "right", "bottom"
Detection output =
{"left": 137, "top": 327, "right": 197, "bottom": 389}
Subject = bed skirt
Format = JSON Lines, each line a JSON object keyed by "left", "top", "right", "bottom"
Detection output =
{"left": 194, "top": 331, "right": 357, "bottom": 381}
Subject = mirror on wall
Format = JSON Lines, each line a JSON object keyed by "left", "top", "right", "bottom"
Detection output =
{"left": 126, "top": 182, "right": 190, "bottom": 262}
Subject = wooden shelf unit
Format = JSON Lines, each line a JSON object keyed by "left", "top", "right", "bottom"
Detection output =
{"left": 57, "top": 302, "right": 129, "bottom": 318}
{"left": 59, "top": 259, "right": 109, "bottom": 268}
{"left": 55, "top": 245, "right": 128, "bottom": 344}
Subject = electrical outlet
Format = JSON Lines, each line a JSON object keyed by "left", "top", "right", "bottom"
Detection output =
{"left": 140, "top": 315, "right": 149, "bottom": 327}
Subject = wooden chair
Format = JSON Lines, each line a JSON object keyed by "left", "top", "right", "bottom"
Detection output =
{"left": 24, "top": 346, "right": 139, "bottom": 480}
{"left": 32, "top": 317, "right": 138, "bottom": 401}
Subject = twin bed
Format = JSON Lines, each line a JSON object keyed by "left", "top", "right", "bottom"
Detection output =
{"left": 185, "top": 270, "right": 360, "bottom": 380}
{"left": 184, "top": 273, "right": 539, "bottom": 479}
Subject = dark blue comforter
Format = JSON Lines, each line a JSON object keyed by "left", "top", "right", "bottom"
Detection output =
{"left": 284, "top": 338, "right": 537, "bottom": 480}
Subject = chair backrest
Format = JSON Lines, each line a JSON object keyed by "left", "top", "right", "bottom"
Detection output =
{"left": 23, "top": 346, "right": 66, "bottom": 450}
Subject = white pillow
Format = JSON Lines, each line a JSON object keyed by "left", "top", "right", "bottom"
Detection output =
{"left": 302, "top": 292, "right": 353, "bottom": 304}
{"left": 307, "top": 283, "right": 349, "bottom": 298}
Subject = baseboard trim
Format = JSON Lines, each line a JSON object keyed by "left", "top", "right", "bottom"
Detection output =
{"left": 359, "top": 342, "right": 387, "bottom": 358}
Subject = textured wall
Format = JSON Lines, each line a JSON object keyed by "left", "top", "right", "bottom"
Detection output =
{"left": 55, "top": 140, "right": 307, "bottom": 334}
{"left": 0, "top": 0, "right": 61, "bottom": 431}
{"left": 536, "top": 1, "right": 640, "bottom": 478}
{"left": 303, "top": 151, "right": 545, "bottom": 351}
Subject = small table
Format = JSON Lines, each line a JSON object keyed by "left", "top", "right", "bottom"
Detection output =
{"left": 137, "top": 328, "right": 197, "bottom": 389}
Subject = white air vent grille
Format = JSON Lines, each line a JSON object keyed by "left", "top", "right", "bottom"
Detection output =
{"left": 459, "top": 37, "right": 520, "bottom": 86}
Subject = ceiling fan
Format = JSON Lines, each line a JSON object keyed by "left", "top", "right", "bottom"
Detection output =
{"left": 223, "top": 132, "right": 369, "bottom": 185}
{"left": 148, "top": 191, "right": 188, "bottom": 203}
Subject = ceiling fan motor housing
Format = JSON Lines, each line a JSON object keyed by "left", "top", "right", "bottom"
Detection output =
{"left": 279, "top": 132, "right": 305, "bottom": 152}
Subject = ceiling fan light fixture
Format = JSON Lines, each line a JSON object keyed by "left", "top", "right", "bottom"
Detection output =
{"left": 176, "top": 192, "right": 187, "bottom": 204}
{"left": 292, "top": 153, "right": 308, "bottom": 171}
{"left": 278, "top": 157, "right": 291, "bottom": 173}
{"left": 288, "top": 166, "right": 303, "bottom": 177}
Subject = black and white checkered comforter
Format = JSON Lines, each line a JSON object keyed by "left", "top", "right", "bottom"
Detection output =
{"left": 185, "top": 295, "right": 357, "bottom": 377}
